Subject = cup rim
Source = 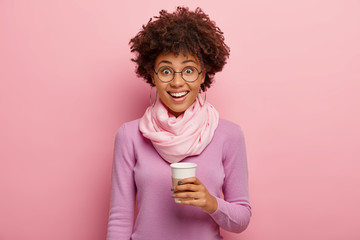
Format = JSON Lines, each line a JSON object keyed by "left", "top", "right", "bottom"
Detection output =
{"left": 170, "top": 162, "right": 197, "bottom": 169}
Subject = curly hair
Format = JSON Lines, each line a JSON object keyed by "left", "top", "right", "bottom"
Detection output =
{"left": 129, "top": 6, "right": 230, "bottom": 91}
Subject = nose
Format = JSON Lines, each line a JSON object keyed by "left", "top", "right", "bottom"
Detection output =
{"left": 170, "top": 72, "right": 185, "bottom": 87}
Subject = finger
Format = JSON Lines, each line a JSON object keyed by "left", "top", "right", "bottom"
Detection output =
{"left": 172, "top": 191, "right": 205, "bottom": 199}
{"left": 178, "top": 177, "right": 201, "bottom": 185}
{"left": 176, "top": 199, "right": 205, "bottom": 207}
{"left": 174, "top": 183, "right": 201, "bottom": 192}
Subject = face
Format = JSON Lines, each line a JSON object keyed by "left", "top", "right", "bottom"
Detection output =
{"left": 152, "top": 52, "right": 205, "bottom": 117}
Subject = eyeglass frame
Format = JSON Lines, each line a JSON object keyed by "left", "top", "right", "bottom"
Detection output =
{"left": 153, "top": 66, "right": 203, "bottom": 83}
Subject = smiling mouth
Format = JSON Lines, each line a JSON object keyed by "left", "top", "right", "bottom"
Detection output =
{"left": 168, "top": 91, "right": 189, "bottom": 98}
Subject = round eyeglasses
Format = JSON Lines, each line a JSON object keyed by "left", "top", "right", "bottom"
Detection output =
{"left": 154, "top": 66, "right": 202, "bottom": 83}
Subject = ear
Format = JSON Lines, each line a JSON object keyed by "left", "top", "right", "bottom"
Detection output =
{"left": 150, "top": 72, "right": 156, "bottom": 86}
{"left": 200, "top": 71, "right": 206, "bottom": 84}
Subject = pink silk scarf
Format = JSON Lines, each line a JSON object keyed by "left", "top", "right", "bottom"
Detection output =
{"left": 139, "top": 96, "right": 219, "bottom": 163}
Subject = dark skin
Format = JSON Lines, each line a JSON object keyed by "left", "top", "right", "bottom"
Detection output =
{"left": 171, "top": 177, "right": 218, "bottom": 214}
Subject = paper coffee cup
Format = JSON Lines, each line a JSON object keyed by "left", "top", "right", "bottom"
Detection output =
{"left": 170, "top": 162, "right": 197, "bottom": 203}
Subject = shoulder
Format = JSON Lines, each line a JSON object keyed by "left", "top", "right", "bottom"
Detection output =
{"left": 216, "top": 118, "right": 245, "bottom": 139}
{"left": 213, "top": 118, "right": 246, "bottom": 152}
{"left": 216, "top": 119, "right": 247, "bottom": 161}
{"left": 119, "top": 118, "right": 141, "bottom": 131}
{"left": 115, "top": 118, "right": 142, "bottom": 141}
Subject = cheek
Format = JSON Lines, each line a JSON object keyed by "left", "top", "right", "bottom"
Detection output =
{"left": 154, "top": 84, "right": 167, "bottom": 99}
{"left": 153, "top": 79, "right": 164, "bottom": 91}
{"left": 193, "top": 82, "right": 203, "bottom": 93}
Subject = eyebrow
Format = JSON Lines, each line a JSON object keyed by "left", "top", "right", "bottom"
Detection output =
{"left": 157, "top": 59, "right": 198, "bottom": 67}
{"left": 157, "top": 60, "right": 172, "bottom": 66}
{"left": 182, "top": 60, "right": 197, "bottom": 64}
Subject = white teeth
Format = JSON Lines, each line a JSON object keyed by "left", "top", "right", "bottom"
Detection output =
{"left": 169, "top": 92, "right": 188, "bottom": 97}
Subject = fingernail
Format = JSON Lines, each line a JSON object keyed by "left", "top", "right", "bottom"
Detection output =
{"left": 171, "top": 187, "right": 174, "bottom": 191}
{"left": 171, "top": 194, "right": 176, "bottom": 198}
{"left": 178, "top": 180, "right": 182, "bottom": 184}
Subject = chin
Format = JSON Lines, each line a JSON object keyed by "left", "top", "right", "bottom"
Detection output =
{"left": 168, "top": 107, "right": 186, "bottom": 117}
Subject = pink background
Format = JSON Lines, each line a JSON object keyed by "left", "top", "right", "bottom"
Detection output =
{"left": 1, "top": 0, "right": 359, "bottom": 239}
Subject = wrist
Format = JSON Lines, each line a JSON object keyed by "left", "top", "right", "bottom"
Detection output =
{"left": 203, "top": 195, "right": 218, "bottom": 214}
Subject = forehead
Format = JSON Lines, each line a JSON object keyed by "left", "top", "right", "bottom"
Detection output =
{"left": 155, "top": 52, "right": 199, "bottom": 67}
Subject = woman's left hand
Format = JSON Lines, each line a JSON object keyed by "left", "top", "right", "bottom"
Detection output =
{"left": 171, "top": 177, "right": 218, "bottom": 214}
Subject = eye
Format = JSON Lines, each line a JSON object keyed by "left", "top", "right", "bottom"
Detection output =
{"left": 158, "top": 67, "right": 173, "bottom": 76}
{"left": 162, "top": 69, "right": 172, "bottom": 75}
{"left": 183, "top": 67, "right": 195, "bottom": 75}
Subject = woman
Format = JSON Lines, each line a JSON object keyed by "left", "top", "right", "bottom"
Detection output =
{"left": 107, "top": 6, "right": 251, "bottom": 240}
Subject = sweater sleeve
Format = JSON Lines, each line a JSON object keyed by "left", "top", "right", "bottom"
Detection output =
{"left": 107, "top": 124, "right": 136, "bottom": 240}
{"left": 209, "top": 125, "right": 251, "bottom": 233}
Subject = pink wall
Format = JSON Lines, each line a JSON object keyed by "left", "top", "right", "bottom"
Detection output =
{"left": 1, "top": 0, "right": 359, "bottom": 239}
